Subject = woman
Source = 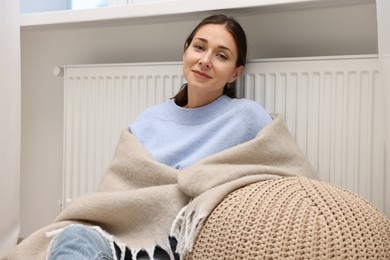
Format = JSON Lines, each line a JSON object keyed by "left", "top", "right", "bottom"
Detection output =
{"left": 130, "top": 14, "right": 271, "bottom": 170}
{"left": 48, "top": 14, "right": 271, "bottom": 260}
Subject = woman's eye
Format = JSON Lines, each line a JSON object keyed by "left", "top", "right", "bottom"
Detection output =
{"left": 194, "top": 45, "right": 204, "bottom": 51}
{"left": 217, "top": 53, "right": 228, "bottom": 60}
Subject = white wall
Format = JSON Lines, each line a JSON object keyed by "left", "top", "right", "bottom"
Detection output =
{"left": 0, "top": 0, "right": 21, "bottom": 257}
{"left": 20, "top": 2, "right": 378, "bottom": 238}
{"left": 377, "top": 0, "right": 390, "bottom": 217}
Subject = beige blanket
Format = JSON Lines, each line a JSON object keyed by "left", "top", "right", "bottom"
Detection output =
{"left": 4, "top": 114, "right": 318, "bottom": 260}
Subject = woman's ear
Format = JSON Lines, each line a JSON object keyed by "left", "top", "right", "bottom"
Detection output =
{"left": 228, "top": 65, "right": 245, "bottom": 83}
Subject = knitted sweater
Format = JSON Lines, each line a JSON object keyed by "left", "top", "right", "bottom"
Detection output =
{"left": 130, "top": 95, "right": 272, "bottom": 169}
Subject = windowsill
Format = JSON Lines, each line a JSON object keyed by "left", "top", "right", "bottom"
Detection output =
{"left": 20, "top": 0, "right": 372, "bottom": 29}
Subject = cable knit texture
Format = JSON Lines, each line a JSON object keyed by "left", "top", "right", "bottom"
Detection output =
{"left": 130, "top": 95, "right": 272, "bottom": 169}
{"left": 186, "top": 176, "right": 390, "bottom": 259}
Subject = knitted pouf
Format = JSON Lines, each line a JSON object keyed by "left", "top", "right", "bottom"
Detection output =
{"left": 185, "top": 176, "right": 390, "bottom": 259}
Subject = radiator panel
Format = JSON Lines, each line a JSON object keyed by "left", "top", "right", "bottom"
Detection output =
{"left": 242, "top": 58, "right": 384, "bottom": 212}
{"left": 62, "top": 57, "right": 388, "bottom": 218}
{"left": 63, "top": 63, "right": 184, "bottom": 207}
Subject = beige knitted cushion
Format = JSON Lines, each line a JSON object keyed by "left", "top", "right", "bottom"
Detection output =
{"left": 186, "top": 176, "right": 390, "bottom": 259}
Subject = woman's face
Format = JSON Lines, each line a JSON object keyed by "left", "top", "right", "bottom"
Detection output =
{"left": 183, "top": 24, "right": 243, "bottom": 106}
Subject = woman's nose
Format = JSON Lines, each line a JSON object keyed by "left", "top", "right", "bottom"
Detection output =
{"left": 198, "top": 54, "right": 212, "bottom": 68}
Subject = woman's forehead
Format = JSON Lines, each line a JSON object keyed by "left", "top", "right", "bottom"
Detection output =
{"left": 193, "top": 24, "right": 237, "bottom": 52}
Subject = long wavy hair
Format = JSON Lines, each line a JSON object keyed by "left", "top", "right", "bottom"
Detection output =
{"left": 173, "top": 14, "right": 247, "bottom": 106}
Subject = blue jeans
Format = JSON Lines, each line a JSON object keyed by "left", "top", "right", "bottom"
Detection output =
{"left": 48, "top": 225, "right": 114, "bottom": 260}
{"left": 48, "top": 225, "right": 177, "bottom": 260}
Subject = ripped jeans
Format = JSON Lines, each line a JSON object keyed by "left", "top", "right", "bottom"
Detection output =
{"left": 48, "top": 225, "right": 178, "bottom": 260}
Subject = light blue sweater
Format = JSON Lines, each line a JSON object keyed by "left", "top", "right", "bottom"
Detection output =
{"left": 129, "top": 95, "right": 272, "bottom": 169}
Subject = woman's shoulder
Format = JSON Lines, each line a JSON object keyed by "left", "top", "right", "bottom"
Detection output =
{"left": 231, "top": 98, "right": 268, "bottom": 115}
{"left": 129, "top": 100, "right": 172, "bottom": 131}
{"left": 230, "top": 98, "right": 272, "bottom": 129}
{"left": 136, "top": 100, "right": 171, "bottom": 119}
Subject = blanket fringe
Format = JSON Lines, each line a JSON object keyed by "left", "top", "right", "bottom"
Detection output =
{"left": 170, "top": 206, "right": 187, "bottom": 238}
{"left": 46, "top": 224, "right": 177, "bottom": 260}
{"left": 171, "top": 206, "right": 208, "bottom": 258}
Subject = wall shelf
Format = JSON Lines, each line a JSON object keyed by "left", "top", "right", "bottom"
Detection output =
{"left": 20, "top": 0, "right": 373, "bottom": 28}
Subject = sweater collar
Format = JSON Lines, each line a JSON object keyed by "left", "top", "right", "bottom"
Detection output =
{"left": 168, "top": 95, "right": 232, "bottom": 125}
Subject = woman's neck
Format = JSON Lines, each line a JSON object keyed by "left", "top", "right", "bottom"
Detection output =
{"left": 185, "top": 88, "right": 223, "bottom": 108}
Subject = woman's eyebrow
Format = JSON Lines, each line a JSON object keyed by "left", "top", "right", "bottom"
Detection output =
{"left": 193, "top": 37, "right": 233, "bottom": 54}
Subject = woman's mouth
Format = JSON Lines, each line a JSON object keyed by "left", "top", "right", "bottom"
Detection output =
{"left": 192, "top": 70, "right": 212, "bottom": 79}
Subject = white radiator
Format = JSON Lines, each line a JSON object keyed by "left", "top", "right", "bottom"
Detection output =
{"left": 61, "top": 56, "right": 389, "bottom": 218}
{"left": 62, "top": 62, "right": 184, "bottom": 207}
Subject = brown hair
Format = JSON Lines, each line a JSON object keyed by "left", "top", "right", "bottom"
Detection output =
{"left": 173, "top": 14, "right": 247, "bottom": 106}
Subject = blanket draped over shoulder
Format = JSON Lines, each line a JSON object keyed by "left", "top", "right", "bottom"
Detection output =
{"left": 5, "top": 114, "right": 318, "bottom": 260}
